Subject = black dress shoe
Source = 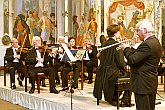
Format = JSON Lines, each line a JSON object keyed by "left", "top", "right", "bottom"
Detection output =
{"left": 50, "top": 88, "right": 60, "bottom": 94}
{"left": 88, "top": 80, "right": 93, "bottom": 84}
{"left": 109, "top": 100, "right": 117, "bottom": 106}
{"left": 55, "top": 80, "right": 60, "bottom": 85}
{"left": 12, "top": 85, "right": 16, "bottom": 89}
{"left": 17, "top": 77, "right": 23, "bottom": 86}
{"left": 60, "top": 87, "right": 69, "bottom": 91}
{"left": 19, "top": 81, "right": 23, "bottom": 86}
{"left": 42, "top": 82, "right": 46, "bottom": 87}
{"left": 29, "top": 88, "right": 35, "bottom": 94}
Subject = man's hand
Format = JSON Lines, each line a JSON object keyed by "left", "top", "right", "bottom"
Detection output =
{"left": 120, "top": 43, "right": 130, "bottom": 50}
{"left": 36, "top": 58, "right": 44, "bottom": 63}
{"left": 15, "top": 55, "right": 21, "bottom": 59}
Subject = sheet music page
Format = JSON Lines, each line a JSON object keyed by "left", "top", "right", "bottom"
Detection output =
{"left": 61, "top": 43, "right": 76, "bottom": 62}
{"left": 75, "top": 49, "right": 86, "bottom": 60}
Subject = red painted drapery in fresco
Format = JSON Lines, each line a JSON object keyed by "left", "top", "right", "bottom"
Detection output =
{"left": 109, "top": 0, "right": 145, "bottom": 13}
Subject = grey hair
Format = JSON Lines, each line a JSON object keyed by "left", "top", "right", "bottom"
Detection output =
{"left": 136, "top": 19, "right": 154, "bottom": 32}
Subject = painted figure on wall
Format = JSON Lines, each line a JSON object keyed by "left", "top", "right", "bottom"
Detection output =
{"left": 26, "top": 11, "right": 34, "bottom": 45}
{"left": 127, "top": 10, "right": 140, "bottom": 39}
{"left": 38, "top": 11, "right": 52, "bottom": 44}
{"left": 117, "top": 14, "right": 127, "bottom": 37}
{"left": 72, "top": 15, "right": 79, "bottom": 40}
{"left": 13, "top": 14, "right": 30, "bottom": 48}
{"left": 77, "top": 16, "right": 86, "bottom": 46}
{"left": 87, "top": 8, "right": 98, "bottom": 45}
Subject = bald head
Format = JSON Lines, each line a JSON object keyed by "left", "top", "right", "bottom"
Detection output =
{"left": 11, "top": 38, "right": 19, "bottom": 48}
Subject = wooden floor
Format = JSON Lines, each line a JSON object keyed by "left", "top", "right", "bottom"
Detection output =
{"left": 0, "top": 99, "right": 28, "bottom": 110}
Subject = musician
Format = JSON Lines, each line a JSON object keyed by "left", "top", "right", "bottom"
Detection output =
{"left": 82, "top": 38, "right": 98, "bottom": 84}
{"left": 93, "top": 24, "right": 127, "bottom": 105}
{"left": 26, "top": 36, "right": 59, "bottom": 94}
{"left": 121, "top": 19, "right": 161, "bottom": 110}
{"left": 5, "top": 38, "right": 25, "bottom": 89}
{"left": 61, "top": 37, "right": 81, "bottom": 91}
{"left": 51, "top": 36, "right": 65, "bottom": 84}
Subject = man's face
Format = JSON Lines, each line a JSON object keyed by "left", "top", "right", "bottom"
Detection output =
{"left": 58, "top": 38, "right": 65, "bottom": 44}
{"left": 136, "top": 28, "right": 145, "bottom": 41}
{"left": 118, "top": 17, "right": 123, "bottom": 23}
{"left": 12, "top": 39, "right": 19, "bottom": 48}
{"left": 83, "top": 39, "right": 90, "bottom": 46}
{"left": 33, "top": 37, "right": 41, "bottom": 47}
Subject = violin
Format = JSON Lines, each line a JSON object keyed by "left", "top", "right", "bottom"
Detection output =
{"left": 16, "top": 47, "right": 29, "bottom": 54}
{"left": 38, "top": 46, "right": 52, "bottom": 53}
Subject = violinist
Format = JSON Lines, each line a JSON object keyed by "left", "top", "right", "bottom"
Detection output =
{"left": 26, "top": 36, "right": 59, "bottom": 94}
{"left": 82, "top": 38, "right": 98, "bottom": 84}
{"left": 50, "top": 36, "right": 65, "bottom": 85}
{"left": 5, "top": 38, "right": 25, "bottom": 89}
{"left": 60, "top": 37, "right": 81, "bottom": 91}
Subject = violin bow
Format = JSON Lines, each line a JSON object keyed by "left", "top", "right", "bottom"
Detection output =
{"left": 19, "top": 33, "right": 27, "bottom": 55}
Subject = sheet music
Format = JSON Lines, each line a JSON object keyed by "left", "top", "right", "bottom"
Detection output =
{"left": 75, "top": 49, "right": 86, "bottom": 61}
{"left": 61, "top": 43, "right": 76, "bottom": 62}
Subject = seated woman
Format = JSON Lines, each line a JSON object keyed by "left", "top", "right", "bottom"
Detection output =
{"left": 60, "top": 37, "right": 81, "bottom": 91}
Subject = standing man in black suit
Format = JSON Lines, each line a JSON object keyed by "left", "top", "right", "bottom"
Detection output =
{"left": 26, "top": 36, "right": 59, "bottom": 94}
{"left": 121, "top": 19, "right": 161, "bottom": 110}
{"left": 5, "top": 38, "right": 25, "bottom": 89}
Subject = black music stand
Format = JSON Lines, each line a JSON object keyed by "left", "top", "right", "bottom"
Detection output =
{"left": 61, "top": 43, "right": 85, "bottom": 110}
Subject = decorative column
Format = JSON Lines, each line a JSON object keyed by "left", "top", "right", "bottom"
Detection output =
{"left": 80, "top": 0, "right": 84, "bottom": 17}
{"left": 64, "top": 0, "right": 68, "bottom": 34}
{"left": 104, "top": 0, "right": 108, "bottom": 35}
{"left": 57, "top": 0, "right": 65, "bottom": 36}
{"left": 68, "top": 0, "right": 72, "bottom": 36}
{"left": 54, "top": 0, "right": 57, "bottom": 43}
{"left": 9, "top": 0, "right": 13, "bottom": 38}
{"left": 96, "top": 0, "right": 101, "bottom": 46}
{"left": 0, "top": 0, "right": 4, "bottom": 39}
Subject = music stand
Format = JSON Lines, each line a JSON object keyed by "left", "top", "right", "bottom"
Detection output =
{"left": 61, "top": 43, "right": 85, "bottom": 110}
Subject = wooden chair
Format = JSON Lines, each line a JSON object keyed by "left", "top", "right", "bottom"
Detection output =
{"left": 25, "top": 63, "right": 46, "bottom": 94}
{"left": 80, "top": 64, "right": 97, "bottom": 90}
{"left": 36, "top": 73, "right": 46, "bottom": 93}
{"left": 4, "top": 57, "right": 21, "bottom": 88}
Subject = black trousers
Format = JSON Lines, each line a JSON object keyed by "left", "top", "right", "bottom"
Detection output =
{"left": 28, "top": 67, "right": 55, "bottom": 90}
{"left": 8, "top": 62, "right": 25, "bottom": 83}
{"left": 134, "top": 93, "right": 156, "bottom": 110}
{"left": 83, "top": 60, "right": 96, "bottom": 81}
{"left": 61, "top": 66, "right": 80, "bottom": 88}
{"left": 53, "top": 61, "right": 64, "bottom": 80}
